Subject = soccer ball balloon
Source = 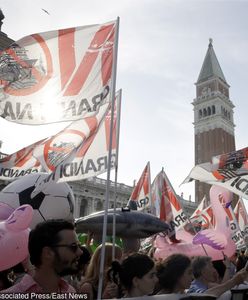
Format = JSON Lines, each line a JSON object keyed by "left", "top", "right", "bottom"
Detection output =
{"left": 0, "top": 173, "right": 75, "bottom": 228}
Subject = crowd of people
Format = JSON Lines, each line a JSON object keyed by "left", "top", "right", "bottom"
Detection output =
{"left": 1, "top": 218, "right": 248, "bottom": 299}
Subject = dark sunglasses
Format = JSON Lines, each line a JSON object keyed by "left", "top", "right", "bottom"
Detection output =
{"left": 51, "top": 243, "right": 81, "bottom": 253}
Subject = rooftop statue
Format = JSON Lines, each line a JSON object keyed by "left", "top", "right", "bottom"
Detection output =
{"left": 0, "top": 9, "right": 4, "bottom": 31}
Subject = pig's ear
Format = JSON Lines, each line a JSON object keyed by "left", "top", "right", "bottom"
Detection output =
{"left": 0, "top": 202, "right": 14, "bottom": 220}
{"left": 5, "top": 205, "right": 33, "bottom": 232}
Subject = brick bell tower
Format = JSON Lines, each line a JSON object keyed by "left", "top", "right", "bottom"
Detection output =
{"left": 193, "top": 39, "right": 236, "bottom": 204}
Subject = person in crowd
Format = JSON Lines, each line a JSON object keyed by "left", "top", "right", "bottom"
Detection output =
{"left": 11, "top": 262, "right": 27, "bottom": 284}
{"left": 108, "top": 252, "right": 158, "bottom": 298}
{"left": 67, "top": 245, "right": 91, "bottom": 291}
{"left": 79, "top": 243, "right": 122, "bottom": 299}
{"left": 211, "top": 255, "right": 233, "bottom": 284}
{"left": 122, "top": 238, "right": 140, "bottom": 257}
{"left": 188, "top": 255, "right": 248, "bottom": 298}
{"left": 156, "top": 253, "right": 193, "bottom": 294}
{"left": 0, "top": 271, "right": 13, "bottom": 291}
{"left": 236, "top": 249, "right": 247, "bottom": 271}
{"left": 1, "top": 219, "right": 82, "bottom": 293}
{"left": 228, "top": 252, "right": 238, "bottom": 277}
{"left": 244, "top": 248, "right": 248, "bottom": 258}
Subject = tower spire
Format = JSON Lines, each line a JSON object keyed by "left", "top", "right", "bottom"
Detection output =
{"left": 197, "top": 38, "right": 226, "bottom": 84}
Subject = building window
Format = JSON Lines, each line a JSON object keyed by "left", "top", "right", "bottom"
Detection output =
{"left": 207, "top": 107, "right": 211, "bottom": 116}
{"left": 79, "top": 197, "right": 88, "bottom": 217}
{"left": 96, "top": 200, "right": 103, "bottom": 211}
{"left": 199, "top": 109, "right": 202, "bottom": 118}
{"left": 212, "top": 105, "right": 215, "bottom": 114}
{"left": 203, "top": 108, "right": 207, "bottom": 117}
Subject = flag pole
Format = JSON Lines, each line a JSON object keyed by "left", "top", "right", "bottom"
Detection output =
{"left": 112, "top": 89, "right": 122, "bottom": 260}
{"left": 148, "top": 161, "right": 152, "bottom": 214}
{"left": 240, "top": 197, "right": 248, "bottom": 248}
{"left": 97, "top": 17, "right": 119, "bottom": 300}
{"left": 143, "top": 162, "right": 150, "bottom": 214}
{"left": 162, "top": 167, "right": 209, "bottom": 257}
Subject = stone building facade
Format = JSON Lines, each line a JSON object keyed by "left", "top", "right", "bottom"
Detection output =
{"left": 70, "top": 177, "right": 133, "bottom": 218}
{"left": 71, "top": 179, "right": 197, "bottom": 219}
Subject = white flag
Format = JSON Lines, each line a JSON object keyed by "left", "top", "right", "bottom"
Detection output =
{"left": 0, "top": 140, "right": 43, "bottom": 180}
{"left": 127, "top": 162, "right": 151, "bottom": 211}
{"left": 0, "top": 91, "right": 121, "bottom": 182}
{"left": 182, "top": 147, "right": 248, "bottom": 200}
{"left": 56, "top": 91, "right": 120, "bottom": 182}
{"left": 233, "top": 198, "right": 248, "bottom": 247}
{"left": 189, "top": 197, "right": 214, "bottom": 230}
{"left": 0, "top": 20, "right": 117, "bottom": 124}
{"left": 152, "top": 169, "right": 188, "bottom": 237}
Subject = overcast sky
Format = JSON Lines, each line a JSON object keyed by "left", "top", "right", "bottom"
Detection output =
{"left": 0, "top": 0, "right": 248, "bottom": 202}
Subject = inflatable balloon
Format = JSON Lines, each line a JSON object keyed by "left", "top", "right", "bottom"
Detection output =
{"left": 193, "top": 185, "right": 233, "bottom": 250}
{"left": 76, "top": 207, "right": 170, "bottom": 238}
{"left": 0, "top": 205, "right": 33, "bottom": 271}
{"left": 154, "top": 185, "right": 236, "bottom": 261}
{"left": 0, "top": 202, "right": 14, "bottom": 220}
{"left": 0, "top": 173, "right": 75, "bottom": 228}
{"left": 209, "top": 185, "right": 233, "bottom": 208}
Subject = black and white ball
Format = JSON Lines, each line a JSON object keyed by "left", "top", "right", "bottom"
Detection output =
{"left": 0, "top": 173, "right": 75, "bottom": 228}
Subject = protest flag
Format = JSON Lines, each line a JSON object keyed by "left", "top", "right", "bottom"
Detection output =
{"left": 182, "top": 147, "right": 248, "bottom": 200}
{"left": 127, "top": 162, "right": 151, "bottom": 211}
{"left": 0, "top": 20, "right": 117, "bottom": 124}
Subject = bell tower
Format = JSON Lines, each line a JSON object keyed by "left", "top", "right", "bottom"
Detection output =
{"left": 193, "top": 39, "right": 235, "bottom": 204}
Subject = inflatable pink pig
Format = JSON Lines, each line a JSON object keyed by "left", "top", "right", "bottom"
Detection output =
{"left": 0, "top": 205, "right": 33, "bottom": 271}
{"left": 0, "top": 202, "right": 14, "bottom": 220}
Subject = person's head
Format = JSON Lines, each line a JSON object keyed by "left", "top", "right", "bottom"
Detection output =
{"left": 230, "top": 252, "right": 238, "bottom": 264}
{"left": 85, "top": 243, "right": 122, "bottom": 284}
{"left": 110, "top": 253, "right": 158, "bottom": 296}
{"left": 156, "top": 254, "right": 192, "bottom": 293}
{"left": 212, "top": 260, "right": 226, "bottom": 282}
{"left": 73, "top": 246, "right": 91, "bottom": 276}
{"left": 79, "top": 246, "right": 91, "bottom": 264}
{"left": 29, "top": 219, "right": 82, "bottom": 276}
{"left": 122, "top": 238, "right": 140, "bottom": 256}
{"left": 191, "top": 256, "right": 216, "bottom": 283}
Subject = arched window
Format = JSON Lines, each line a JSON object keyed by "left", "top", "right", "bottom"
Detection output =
{"left": 203, "top": 108, "right": 207, "bottom": 117}
{"left": 212, "top": 105, "right": 215, "bottom": 114}
{"left": 96, "top": 199, "right": 103, "bottom": 211}
{"left": 199, "top": 109, "right": 202, "bottom": 118}
{"left": 79, "top": 197, "right": 88, "bottom": 217}
{"left": 207, "top": 107, "right": 211, "bottom": 115}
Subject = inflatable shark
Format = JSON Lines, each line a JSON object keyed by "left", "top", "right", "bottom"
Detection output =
{"left": 75, "top": 207, "right": 170, "bottom": 238}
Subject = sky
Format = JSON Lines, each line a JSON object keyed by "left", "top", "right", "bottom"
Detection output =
{"left": 0, "top": 0, "right": 248, "bottom": 203}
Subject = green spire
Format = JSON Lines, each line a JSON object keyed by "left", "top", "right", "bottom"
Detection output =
{"left": 197, "top": 38, "right": 226, "bottom": 84}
